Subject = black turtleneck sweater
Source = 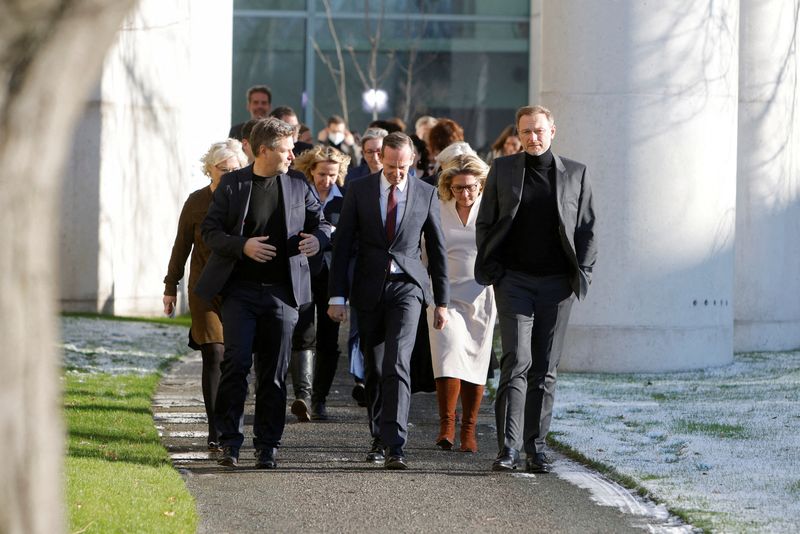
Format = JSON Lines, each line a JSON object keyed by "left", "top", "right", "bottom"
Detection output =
{"left": 231, "top": 173, "right": 288, "bottom": 284}
{"left": 500, "top": 149, "right": 571, "bottom": 276}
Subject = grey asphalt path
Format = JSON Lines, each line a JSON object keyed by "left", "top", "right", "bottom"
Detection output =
{"left": 155, "top": 353, "right": 655, "bottom": 534}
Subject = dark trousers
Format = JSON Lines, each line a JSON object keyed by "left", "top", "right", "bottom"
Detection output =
{"left": 310, "top": 266, "right": 341, "bottom": 403}
{"left": 356, "top": 277, "right": 423, "bottom": 451}
{"left": 493, "top": 271, "right": 574, "bottom": 455}
{"left": 215, "top": 280, "right": 299, "bottom": 450}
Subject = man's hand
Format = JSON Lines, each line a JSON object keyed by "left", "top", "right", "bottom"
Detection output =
{"left": 433, "top": 305, "right": 448, "bottom": 330}
{"left": 162, "top": 295, "right": 176, "bottom": 317}
{"left": 327, "top": 304, "right": 347, "bottom": 323}
{"left": 243, "top": 236, "right": 277, "bottom": 262}
{"left": 298, "top": 232, "right": 320, "bottom": 256}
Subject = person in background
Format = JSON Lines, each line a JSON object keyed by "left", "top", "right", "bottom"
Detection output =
{"left": 298, "top": 124, "right": 313, "bottom": 144}
{"left": 485, "top": 124, "right": 523, "bottom": 165}
{"left": 426, "top": 154, "right": 496, "bottom": 453}
{"left": 293, "top": 145, "right": 351, "bottom": 420}
{"left": 229, "top": 85, "right": 272, "bottom": 140}
{"left": 427, "top": 118, "right": 465, "bottom": 177}
{"left": 344, "top": 127, "right": 388, "bottom": 184}
{"left": 318, "top": 114, "right": 360, "bottom": 169}
{"left": 240, "top": 119, "right": 260, "bottom": 163}
{"left": 270, "top": 106, "right": 312, "bottom": 156}
{"left": 162, "top": 139, "right": 247, "bottom": 452}
{"left": 415, "top": 116, "right": 438, "bottom": 145}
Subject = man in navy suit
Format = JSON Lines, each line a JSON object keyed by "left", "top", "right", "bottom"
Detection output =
{"left": 328, "top": 132, "right": 449, "bottom": 470}
{"left": 195, "top": 117, "right": 331, "bottom": 469}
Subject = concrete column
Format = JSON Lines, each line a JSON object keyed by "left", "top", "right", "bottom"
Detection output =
{"left": 539, "top": 1, "right": 739, "bottom": 371}
{"left": 59, "top": 0, "right": 233, "bottom": 315}
{"left": 734, "top": 1, "right": 800, "bottom": 352}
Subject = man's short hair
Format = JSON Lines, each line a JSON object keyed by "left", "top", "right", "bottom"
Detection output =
{"left": 361, "top": 127, "right": 389, "bottom": 146}
{"left": 250, "top": 117, "right": 295, "bottom": 154}
{"left": 381, "top": 131, "right": 415, "bottom": 157}
{"left": 270, "top": 106, "right": 296, "bottom": 121}
{"left": 368, "top": 119, "right": 402, "bottom": 134}
{"left": 327, "top": 114, "right": 346, "bottom": 126}
{"left": 516, "top": 105, "right": 554, "bottom": 126}
{"left": 241, "top": 119, "right": 260, "bottom": 143}
{"left": 247, "top": 85, "right": 272, "bottom": 103}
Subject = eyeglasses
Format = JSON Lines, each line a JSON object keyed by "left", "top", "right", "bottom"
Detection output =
{"left": 450, "top": 183, "right": 480, "bottom": 194}
{"left": 215, "top": 164, "right": 240, "bottom": 173}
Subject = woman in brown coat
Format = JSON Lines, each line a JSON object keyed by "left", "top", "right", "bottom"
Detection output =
{"left": 162, "top": 138, "right": 247, "bottom": 451}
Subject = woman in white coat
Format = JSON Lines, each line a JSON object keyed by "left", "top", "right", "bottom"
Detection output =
{"left": 427, "top": 154, "right": 496, "bottom": 452}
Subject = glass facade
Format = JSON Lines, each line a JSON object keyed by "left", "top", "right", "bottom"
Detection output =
{"left": 232, "top": 1, "right": 530, "bottom": 152}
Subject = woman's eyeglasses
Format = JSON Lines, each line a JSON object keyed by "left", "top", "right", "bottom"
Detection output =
{"left": 450, "top": 183, "right": 479, "bottom": 194}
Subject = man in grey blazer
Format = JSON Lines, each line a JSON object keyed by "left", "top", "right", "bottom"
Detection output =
{"left": 328, "top": 132, "right": 449, "bottom": 470}
{"left": 195, "top": 117, "right": 331, "bottom": 469}
{"left": 475, "top": 105, "right": 597, "bottom": 473}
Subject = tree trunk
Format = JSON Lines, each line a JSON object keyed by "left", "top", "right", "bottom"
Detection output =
{"left": 0, "top": 1, "right": 137, "bottom": 532}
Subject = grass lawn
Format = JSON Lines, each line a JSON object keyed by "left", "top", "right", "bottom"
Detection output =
{"left": 64, "top": 331, "right": 197, "bottom": 533}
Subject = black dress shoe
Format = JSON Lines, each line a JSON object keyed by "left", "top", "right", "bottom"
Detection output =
{"left": 218, "top": 446, "right": 240, "bottom": 468}
{"left": 491, "top": 447, "right": 520, "bottom": 471}
{"left": 365, "top": 438, "right": 385, "bottom": 463}
{"left": 525, "top": 452, "right": 552, "bottom": 473}
{"left": 351, "top": 383, "right": 367, "bottom": 407}
{"left": 255, "top": 447, "right": 278, "bottom": 469}
{"left": 385, "top": 454, "right": 409, "bottom": 470}
{"left": 311, "top": 400, "right": 329, "bottom": 421}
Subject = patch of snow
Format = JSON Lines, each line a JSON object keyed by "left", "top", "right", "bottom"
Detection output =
{"left": 553, "top": 350, "right": 800, "bottom": 533}
{"left": 60, "top": 316, "right": 192, "bottom": 374}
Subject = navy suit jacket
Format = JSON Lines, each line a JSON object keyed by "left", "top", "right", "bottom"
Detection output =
{"left": 475, "top": 151, "right": 597, "bottom": 300}
{"left": 329, "top": 171, "right": 449, "bottom": 310}
{"left": 194, "top": 164, "right": 331, "bottom": 306}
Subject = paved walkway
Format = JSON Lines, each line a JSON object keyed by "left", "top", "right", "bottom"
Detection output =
{"left": 154, "top": 352, "right": 672, "bottom": 533}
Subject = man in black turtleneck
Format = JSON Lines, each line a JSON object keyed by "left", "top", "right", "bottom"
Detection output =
{"left": 476, "top": 105, "right": 597, "bottom": 474}
{"left": 195, "top": 117, "right": 331, "bottom": 470}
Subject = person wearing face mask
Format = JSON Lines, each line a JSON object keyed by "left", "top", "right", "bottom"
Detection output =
{"left": 194, "top": 118, "right": 331, "bottom": 469}
{"left": 475, "top": 105, "right": 597, "bottom": 474}
{"left": 318, "top": 115, "right": 360, "bottom": 170}
{"left": 162, "top": 139, "right": 247, "bottom": 452}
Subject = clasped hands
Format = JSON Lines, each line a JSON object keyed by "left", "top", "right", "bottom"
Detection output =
{"left": 243, "top": 233, "right": 319, "bottom": 262}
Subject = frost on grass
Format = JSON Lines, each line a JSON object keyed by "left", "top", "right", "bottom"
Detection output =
{"left": 552, "top": 350, "right": 800, "bottom": 533}
{"left": 61, "top": 316, "right": 192, "bottom": 374}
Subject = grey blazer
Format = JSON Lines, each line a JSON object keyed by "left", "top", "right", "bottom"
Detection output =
{"left": 329, "top": 171, "right": 449, "bottom": 310}
{"left": 475, "top": 151, "right": 597, "bottom": 300}
{"left": 194, "top": 165, "right": 331, "bottom": 306}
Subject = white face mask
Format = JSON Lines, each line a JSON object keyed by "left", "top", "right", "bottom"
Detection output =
{"left": 329, "top": 131, "right": 345, "bottom": 145}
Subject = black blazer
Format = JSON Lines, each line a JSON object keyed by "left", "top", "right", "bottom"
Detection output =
{"left": 329, "top": 172, "right": 449, "bottom": 310}
{"left": 194, "top": 164, "right": 331, "bottom": 306}
{"left": 475, "top": 151, "right": 597, "bottom": 300}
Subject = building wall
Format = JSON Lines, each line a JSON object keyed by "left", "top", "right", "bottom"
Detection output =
{"left": 734, "top": 0, "right": 800, "bottom": 352}
{"left": 59, "top": 0, "right": 233, "bottom": 316}
{"left": 538, "top": 0, "right": 740, "bottom": 371}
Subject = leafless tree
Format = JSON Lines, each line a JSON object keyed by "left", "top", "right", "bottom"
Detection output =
{"left": 0, "top": 0, "right": 137, "bottom": 532}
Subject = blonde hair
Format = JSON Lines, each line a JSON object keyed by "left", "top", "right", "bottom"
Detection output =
{"left": 293, "top": 145, "right": 351, "bottom": 186}
{"left": 437, "top": 153, "right": 489, "bottom": 201}
{"left": 201, "top": 139, "right": 247, "bottom": 177}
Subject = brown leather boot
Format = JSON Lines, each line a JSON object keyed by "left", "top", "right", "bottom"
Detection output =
{"left": 435, "top": 377, "right": 461, "bottom": 450}
{"left": 459, "top": 382, "right": 484, "bottom": 452}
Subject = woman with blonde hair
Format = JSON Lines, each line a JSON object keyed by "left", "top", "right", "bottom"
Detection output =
{"left": 288, "top": 145, "right": 350, "bottom": 420}
{"left": 428, "top": 153, "right": 496, "bottom": 452}
{"left": 162, "top": 138, "right": 247, "bottom": 451}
